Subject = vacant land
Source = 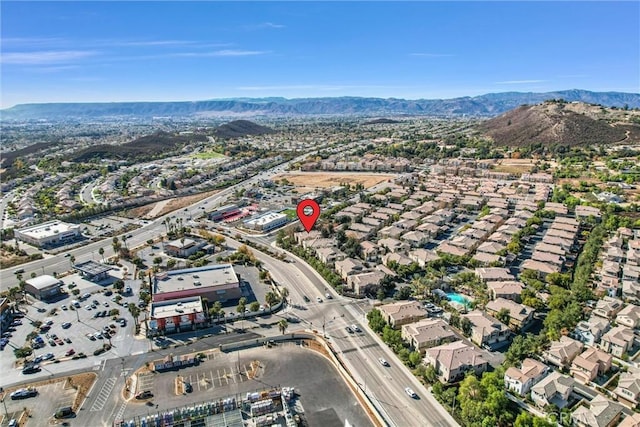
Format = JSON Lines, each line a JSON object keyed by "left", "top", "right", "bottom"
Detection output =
{"left": 124, "top": 190, "right": 220, "bottom": 220}
{"left": 273, "top": 172, "right": 395, "bottom": 191}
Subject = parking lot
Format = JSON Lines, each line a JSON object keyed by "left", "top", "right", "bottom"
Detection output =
{"left": 1, "top": 379, "right": 76, "bottom": 427}
{"left": 2, "top": 288, "right": 139, "bottom": 375}
{"left": 121, "top": 344, "right": 372, "bottom": 427}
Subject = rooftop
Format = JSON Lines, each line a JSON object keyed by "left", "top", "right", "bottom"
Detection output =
{"left": 154, "top": 264, "right": 239, "bottom": 295}
{"left": 73, "top": 260, "right": 113, "bottom": 276}
{"left": 151, "top": 296, "right": 204, "bottom": 319}
{"left": 16, "top": 220, "right": 80, "bottom": 239}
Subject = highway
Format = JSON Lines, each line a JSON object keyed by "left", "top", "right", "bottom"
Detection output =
{"left": 1, "top": 154, "right": 459, "bottom": 427}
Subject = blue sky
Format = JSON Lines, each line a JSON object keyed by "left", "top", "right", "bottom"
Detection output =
{"left": 1, "top": 1, "right": 638, "bottom": 107}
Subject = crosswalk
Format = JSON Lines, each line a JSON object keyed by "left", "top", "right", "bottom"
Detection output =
{"left": 90, "top": 377, "right": 117, "bottom": 412}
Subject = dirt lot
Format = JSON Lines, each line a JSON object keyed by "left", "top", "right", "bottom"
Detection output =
{"left": 123, "top": 190, "right": 220, "bottom": 219}
{"left": 272, "top": 172, "right": 395, "bottom": 191}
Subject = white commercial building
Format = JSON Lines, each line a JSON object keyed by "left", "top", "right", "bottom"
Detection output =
{"left": 243, "top": 212, "right": 289, "bottom": 232}
{"left": 15, "top": 220, "right": 82, "bottom": 248}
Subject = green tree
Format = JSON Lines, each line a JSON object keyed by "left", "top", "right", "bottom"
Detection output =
{"left": 278, "top": 318, "right": 288, "bottom": 334}
{"left": 265, "top": 291, "right": 279, "bottom": 310}
{"left": 99, "top": 247, "right": 105, "bottom": 262}
{"left": 495, "top": 308, "right": 511, "bottom": 326}
{"left": 249, "top": 301, "right": 260, "bottom": 312}
{"left": 460, "top": 317, "right": 473, "bottom": 337}
{"left": 366, "top": 309, "right": 386, "bottom": 333}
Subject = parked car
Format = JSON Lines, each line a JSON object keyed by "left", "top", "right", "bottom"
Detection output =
{"left": 303, "top": 295, "right": 310, "bottom": 303}
{"left": 42, "top": 352, "right": 54, "bottom": 360}
{"left": 316, "top": 297, "right": 323, "bottom": 303}
{"left": 135, "top": 391, "right": 153, "bottom": 400}
{"left": 65, "top": 349, "right": 75, "bottom": 356}
{"left": 54, "top": 406, "right": 73, "bottom": 419}
{"left": 64, "top": 337, "right": 72, "bottom": 343}
{"left": 22, "top": 365, "right": 40, "bottom": 374}
{"left": 184, "top": 382, "right": 193, "bottom": 393}
{"left": 61, "top": 322, "right": 71, "bottom": 329}
{"left": 10, "top": 388, "right": 37, "bottom": 399}
{"left": 86, "top": 333, "right": 96, "bottom": 341}
{"left": 61, "top": 305, "right": 68, "bottom": 310}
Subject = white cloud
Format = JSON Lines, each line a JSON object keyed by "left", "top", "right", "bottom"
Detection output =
{"left": 243, "top": 22, "right": 285, "bottom": 30}
{"left": 1, "top": 50, "right": 97, "bottom": 65}
{"left": 409, "top": 53, "right": 455, "bottom": 58}
{"left": 495, "top": 79, "right": 547, "bottom": 84}
{"left": 175, "top": 49, "right": 269, "bottom": 57}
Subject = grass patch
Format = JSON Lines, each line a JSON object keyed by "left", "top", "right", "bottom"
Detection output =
{"left": 194, "top": 151, "right": 225, "bottom": 159}
{"left": 281, "top": 209, "right": 297, "bottom": 219}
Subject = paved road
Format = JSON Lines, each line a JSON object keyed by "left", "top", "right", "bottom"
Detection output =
{"left": 231, "top": 237, "right": 459, "bottom": 427}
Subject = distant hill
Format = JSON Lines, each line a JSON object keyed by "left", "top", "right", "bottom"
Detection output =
{"left": 2, "top": 90, "right": 639, "bottom": 120}
{"left": 363, "top": 118, "right": 401, "bottom": 124}
{"left": 72, "top": 131, "right": 207, "bottom": 162}
{"left": 213, "top": 120, "right": 275, "bottom": 138}
{"left": 479, "top": 101, "right": 640, "bottom": 147}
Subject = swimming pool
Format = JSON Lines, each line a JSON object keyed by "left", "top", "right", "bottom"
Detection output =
{"left": 446, "top": 292, "right": 471, "bottom": 307}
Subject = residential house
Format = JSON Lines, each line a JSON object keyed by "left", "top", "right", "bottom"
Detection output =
{"left": 600, "top": 326, "right": 635, "bottom": 357}
{"left": 360, "top": 241, "right": 380, "bottom": 262}
{"left": 571, "top": 395, "right": 624, "bottom": 427}
{"left": 593, "top": 297, "right": 624, "bottom": 320}
{"left": 570, "top": 348, "right": 612, "bottom": 384}
{"left": 543, "top": 336, "right": 583, "bottom": 368}
{"left": 401, "top": 319, "right": 458, "bottom": 353}
{"left": 409, "top": 248, "right": 439, "bottom": 268}
{"left": 616, "top": 304, "right": 640, "bottom": 329}
{"left": 618, "top": 413, "right": 640, "bottom": 427}
{"left": 334, "top": 258, "right": 365, "bottom": 281}
{"left": 423, "top": 341, "right": 488, "bottom": 383}
{"left": 401, "top": 230, "right": 430, "bottom": 248}
{"left": 531, "top": 372, "right": 576, "bottom": 408}
{"left": 461, "top": 310, "right": 510, "bottom": 348}
{"left": 622, "top": 280, "right": 640, "bottom": 301}
{"left": 316, "top": 247, "right": 345, "bottom": 265}
{"left": 614, "top": 367, "right": 640, "bottom": 408}
{"left": 382, "top": 252, "right": 413, "bottom": 267}
{"left": 474, "top": 267, "right": 515, "bottom": 282}
{"left": 378, "top": 301, "right": 426, "bottom": 328}
{"left": 347, "top": 270, "right": 386, "bottom": 296}
{"left": 504, "top": 358, "right": 549, "bottom": 396}
{"left": 487, "top": 281, "right": 525, "bottom": 302}
{"left": 485, "top": 298, "right": 534, "bottom": 330}
{"left": 574, "top": 317, "right": 611, "bottom": 346}
{"left": 378, "top": 226, "right": 404, "bottom": 239}
{"left": 378, "top": 238, "right": 409, "bottom": 253}
{"left": 521, "top": 259, "right": 561, "bottom": 277}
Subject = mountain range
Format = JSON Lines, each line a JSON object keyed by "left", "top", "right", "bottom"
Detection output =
{"left": 2, "top": 90, "right": 639, "bottom": 120}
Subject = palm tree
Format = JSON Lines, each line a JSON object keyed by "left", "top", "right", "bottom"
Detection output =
{"left": 265, "top": 291, "right": 279, "bottom": 312}
{"left": 127, "top": 303, "right": 140, "bottom": 327}
{"left": 237, "top": 297, "right": 247, "bottom": 330}
{"left": 69, "top": 255, "right": 76, "bottom": 268}
{"left": 277, "top": 319, "right": 288, "bottom": 335}
{"left": 99, "top": 247, "right": 105, "bottom": 262}
{"left": 280, "top": 287, "right": 289, "bottom": 305}
{"left": 121, "top": 235, "right": 128, "bottom": 250}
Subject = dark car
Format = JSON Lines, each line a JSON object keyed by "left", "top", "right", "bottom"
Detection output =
{"left": 184, "top": 382, "right": 193, "bottom": 393}
{"left": 22, "top": 365, "right": 41, "bottom": 374}
{"left": 302, "top": 295, "right": 311, "bottom": 303}
{"left": 54, "top": 406, "right": 73, "bottom": 419}
{"left": 10, "top": 388, "right": 38, "bottom": 400}
{"left": 135, "top": 390, "right": 153, "bottom": 400}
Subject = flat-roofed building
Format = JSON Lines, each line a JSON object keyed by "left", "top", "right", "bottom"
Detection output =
{"left": 209, "top": 204, "right": 240, "bottom": 221}
{"left": 149, "top": 296, "right": 206, "bottom": 334}
{"left": 73, "top": 260, "right": 114, "bottom": 282}
{"left": 15, "top": 220, "right": 82, "bottom": 248}
{"left": 24, "top": 275, "right": 63, "bottom": 301}
{"left": 243, "top": 212, "right": 289, "bottom": 232}
{"left": 152, "top": 264, "right": 242, "bottom": 303}
{"left": 164, "top": 238, "right": 208, "bottom": 258}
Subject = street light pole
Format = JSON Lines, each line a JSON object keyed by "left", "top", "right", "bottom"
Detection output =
{"left": 0, "top": 388, "right": 9, "bottom": 418}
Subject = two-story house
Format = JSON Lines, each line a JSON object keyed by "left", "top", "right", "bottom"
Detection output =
{"left": 571, "top": 395, "right": 624, "bottom": 427}
{"left": 570, "top": 348, "right": 612, "bottom": 384}
{"left": 600, "top": 326, "right": 635, "bottom": 357}
{"left": 543, "top": 336, "right": 583, "bottom": 368}
{"left": 531, "top": 372, "right": 576, "bottom": 408}
{"left": 401, "top": 319, "right": 458, "bottom": 354}
{"left": 504, "top": 358, "right": 549, "bottom": 396}
{"left": 378, "top": 301, "right": 426, "bottom": 328}
{"left": 423, "top": 341, "right": 488, "bottom": 383}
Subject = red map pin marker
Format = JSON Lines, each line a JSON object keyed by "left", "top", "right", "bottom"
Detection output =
{"left": 297, "top": 199, "right": 321, "bottom": 232}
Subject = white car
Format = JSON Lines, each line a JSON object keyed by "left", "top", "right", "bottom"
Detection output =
{"left": 405, "top": 387, "right": 417, "bottom": 398}
{"left": 351, "top": 324, "right": 362, "bottom": 333}
{"left": 378, "top": 357, "right": 389, "bottom": 367}
{"left": 316, "top": 297, "right": 322, "bottom": 303}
